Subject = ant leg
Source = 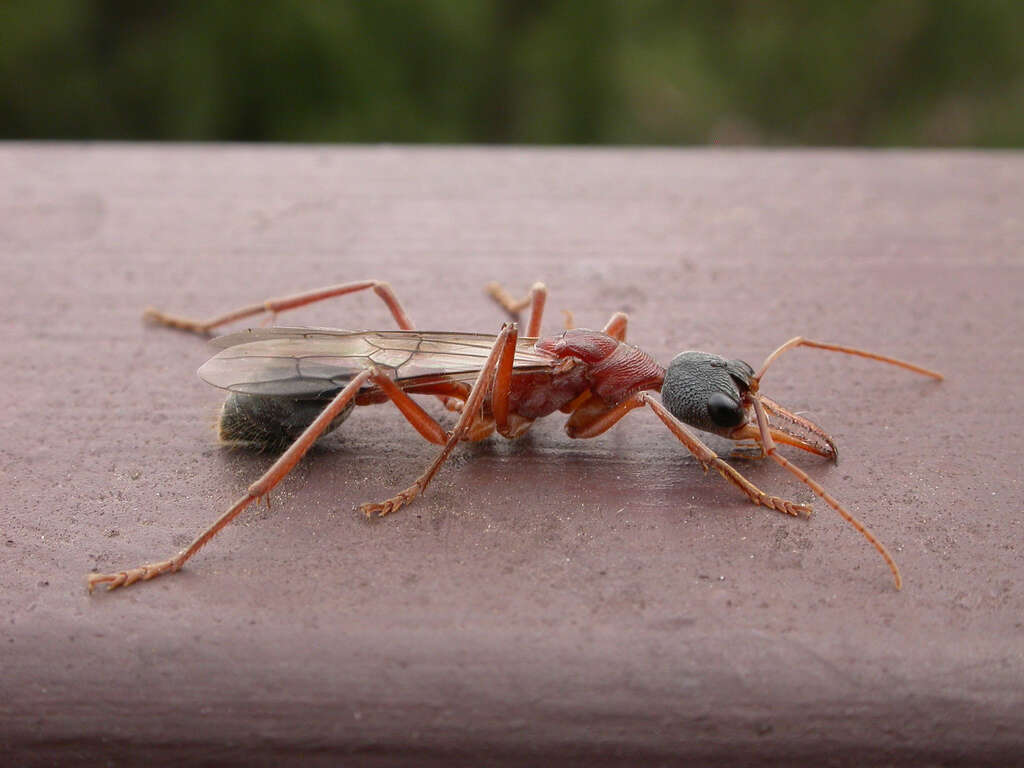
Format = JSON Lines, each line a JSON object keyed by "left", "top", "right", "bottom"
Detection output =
{"left": 638, "top": 394, "right": 812, "bottom": 516}
{"left": 366, "top": 371, "right": 449, "bottom": 445}
{"left": 145, "top": 280, "right": 416, "bottom": 336}
{"left": 87, "top": 369, "right": 373, "bottom": 592}
{"left": 486, "top": 282, "right": 629, "bottom": 343}
{"left": 87, "top": 366, "right": 469, "bottom": 592}
{"left": 361, "top": 323, "right": 519, "bottom": 517}
{"left": 558, "top": 309, "right": 624, "bottom": 338}
{"left": 563, "top": 392, "right": 645, "bottom": 438}
{"left": 492, "top": 324, "right": 536, "bottom": 438}
{"left": 602, "top": 312, "right": 628, "bottom": 341}
{"left": 148, "top": 279, "right": 469, "bottom": 410}
{"left": 564, "top": 392, "right": 811, "bottom": 517}
{"left": 748, "top": 393, "right": 902, "bottom": 589}
{"left": 755, "top": 337, "right": 943, "bottom": 384}
{"left": 485, "top": 282, "right": 547, "bottom": 337}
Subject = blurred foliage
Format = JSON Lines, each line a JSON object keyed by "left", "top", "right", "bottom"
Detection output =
{"left": 1, "top": 0, "right": 1022, "bottom": 145}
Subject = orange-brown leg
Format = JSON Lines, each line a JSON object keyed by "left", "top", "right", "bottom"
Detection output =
{"left": 563, "top": 392, "right": 645, "bottom": 438}
{"left": 145, "top": 280, "right": 416, "bottom": 336}
{"left": 637, "top": 394, "right": 811, "bottom": 516}
{"left": 366, "top": 371, "right": 449, "bottom": 446}
{"left": 360, "top": 323, "right": 519, "bottom": 517}
{"left": 147, "top": 280, "right": 470, "bottom": 409}
{"left": 87, "top": 369, "right": 373, "bottom": 592}
{"left": 485, "top": 281, "right": 547, "bottom": 337}
{"left": 602, "top": 311, "right": 628, "bottom": 341}
{"left": 487, "top": 282, "right": 627, "bottom": 343}
{"left": 87, "top": 366, "right": 464, "bottom": 592}
{"left": 564, "top": 392, "right": 811, "bottom": 517}
{"left": 491, "top": 323, "right": 537, "bottom": 439}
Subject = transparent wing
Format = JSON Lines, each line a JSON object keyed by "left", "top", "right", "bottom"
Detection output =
{"left": 198, "top": 327, "right": 559, "bottom": 397}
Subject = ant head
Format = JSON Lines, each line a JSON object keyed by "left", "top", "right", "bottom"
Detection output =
{"left": 661, "top": 351, "right": 756, "bottom": 437}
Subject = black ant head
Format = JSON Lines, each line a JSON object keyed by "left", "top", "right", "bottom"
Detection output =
{"left": 661, "top": 351, "right": 755, "bottom": 437}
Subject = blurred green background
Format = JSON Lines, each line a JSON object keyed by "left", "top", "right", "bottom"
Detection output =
{"left": 2, "top": 0, "right": 1022, "bottom": 145}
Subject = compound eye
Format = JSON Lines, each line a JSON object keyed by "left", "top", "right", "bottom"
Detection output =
{"left": 707, "top": 392, "right": 744, "bottom": 429}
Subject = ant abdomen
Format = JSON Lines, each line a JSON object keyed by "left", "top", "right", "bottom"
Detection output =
{"left": 218, "top": 392, "right": 355, "bottom": 451}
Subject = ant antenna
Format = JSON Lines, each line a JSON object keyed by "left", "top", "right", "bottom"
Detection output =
{"left": 744, "top": 335, "right": 942, "bottom": 586}
{"left": 754, "top": 337, "right": 944, "bottom": 384}
{"left": 749, "top": 391, "right": 902, "bottom": 589}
